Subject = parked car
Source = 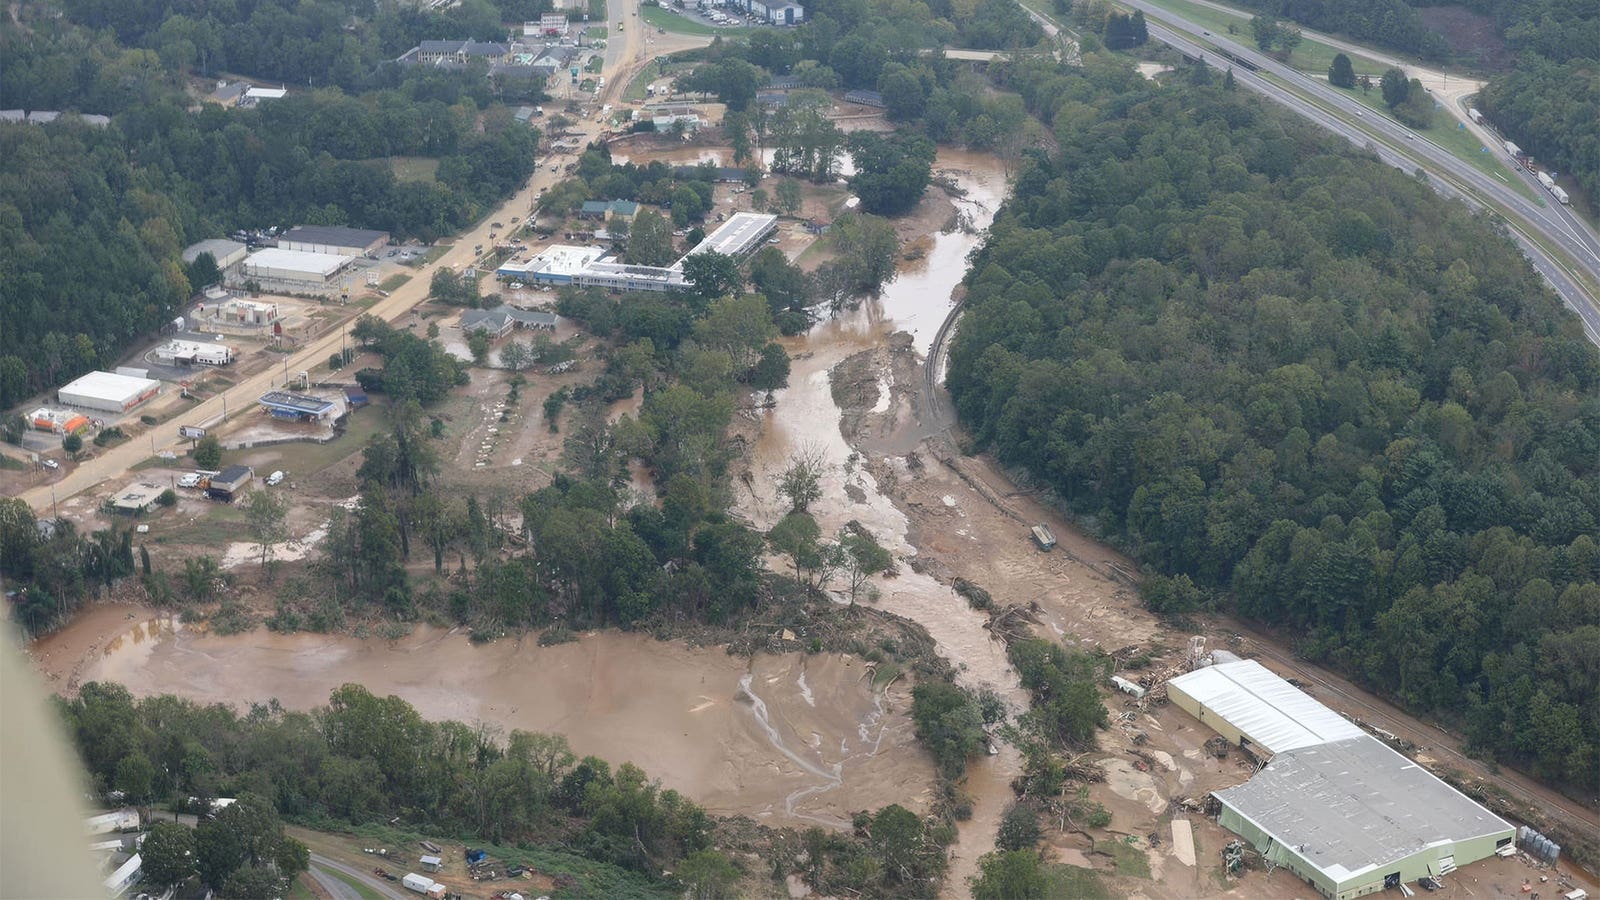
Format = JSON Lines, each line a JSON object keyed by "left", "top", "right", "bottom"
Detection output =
{"left": 266, "top": 471, "right": 284, "bottom": 486}
{"left": 42, "top": 459, "right": 60, "bottom": 470}
{"left": 510, "top": 282, "right": 526, "bottom": 290}
{"left": 178, "top": 473, "right": 201, "bottom": 488}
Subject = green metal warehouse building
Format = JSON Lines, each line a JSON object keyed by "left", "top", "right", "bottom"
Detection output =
{"left": 1170, "top": 660, "right": 1515, "bottom": 899}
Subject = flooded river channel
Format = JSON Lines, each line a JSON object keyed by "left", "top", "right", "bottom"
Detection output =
{"left": 57, "top": 615, "right": 932, "bottom": 827}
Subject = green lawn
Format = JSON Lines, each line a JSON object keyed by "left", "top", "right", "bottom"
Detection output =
{"left": 624, "top": 60, "right": 663, "bottom": 102}
{"left": 1047, "top": 864, "right": 1110, "bottom": 899}
{"left": 378, "top": 273, "right": 412, "bottom": 292}
{"left": 238, "top": 402, "right": 391, "bottom": 478}
{"left": 1131, "top": 0, "right": 1388, "bottom": 76}
{"left": 388, "top": 156, "right": 439, "bottom": 184}
{"left": 1103, "top": 838, "right": 1152, "bottom": 878}
{"left": 639, "top": 4, "right": 751, "bottom": 36}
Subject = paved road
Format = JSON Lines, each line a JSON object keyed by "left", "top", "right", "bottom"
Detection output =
{"left": 18, "top": 8, "right": 657, "bottom": 515}
{"left": 309, "top": 852, "right": 410, "bottom": 900}
{"left": 1122, "top": 1, "right": 1600, "bottom": 344}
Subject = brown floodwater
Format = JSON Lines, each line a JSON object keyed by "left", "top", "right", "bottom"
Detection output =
{"left": 732, "top": 149, "right": 1024, "bottom": 894}
{"left": 77, "top": 620, "right": 933, "bottom": 827}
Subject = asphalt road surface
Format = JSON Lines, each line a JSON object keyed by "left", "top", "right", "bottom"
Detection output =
{"left": 309, "top": 852, "right": 410, "bottom": 900}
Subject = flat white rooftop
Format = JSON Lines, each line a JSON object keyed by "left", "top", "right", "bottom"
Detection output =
{"left": 687, "top": 212, "right": 778, "bottom": 258}
{"left": 1169, "top": 659, "right": 1365, "bottom": 755}
{"left": 1217, "top": 735, "right": 1513, "bottom": 884}
{"left": 532, "top": 244, "right": 606, "bottom": 276}
{"left": 59, "top": 370, "right": 161, "bottom": 403}
{"left": 244, "top": 247, "right": 353, "bottom": 276}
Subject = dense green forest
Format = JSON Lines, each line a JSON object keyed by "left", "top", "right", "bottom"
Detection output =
{"left": 1473, "top": 0, "right": 1600, "bottom": 204}
{"left": 57, "top": 0, "right": 552, "bottom": 91}
{"left": 0, "top": 11, "right": 538, "bottom": 409}
{"left": 1218, "top": 0, "right": 1448, "bottom": 58}
{"left": 946, "top": 59, "right": 1600, "bottom": 792}
{"left": 1184, "top": 0, "right": 1598, "bottom": 201}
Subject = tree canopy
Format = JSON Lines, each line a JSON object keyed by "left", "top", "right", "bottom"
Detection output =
{"left": 947, "top": 65, "right": 1600, "bottom": 792}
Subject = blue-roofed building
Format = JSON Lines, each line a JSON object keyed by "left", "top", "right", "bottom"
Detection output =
{"left": 843, "top": 89, "right": 885, "bottom": 107}
{"left": 258, "top": 391, "right": 338, "bottom": 421}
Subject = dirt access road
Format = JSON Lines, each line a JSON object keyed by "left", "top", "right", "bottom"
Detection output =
{"left": 14, "top": 12, "right": 665, "bottom": 516}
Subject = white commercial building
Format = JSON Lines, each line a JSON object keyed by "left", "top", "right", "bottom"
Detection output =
{"left": 58, "top": 371, "right": 162, "bottom": 413}
{"left": 155, "top": 340, "right": 234, "bottom": 366}
{"left": 242, "top": 247, "right": 353, "bottom": 284}
{"left": 1168, "top": 658, "right": 1365, "bottom": 756}
{"left": 1170, "top": 659, "right": 1514, "bottom": 900}
{"left": 498, "top": 244, "right": 606, "bottom": 285}
{"left": 687, "top": 211, "right": 778, "bottom": 258}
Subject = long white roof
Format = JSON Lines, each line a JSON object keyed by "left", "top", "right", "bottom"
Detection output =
{"left": 1168, "top": 659, "right": 1364, "bottom": 755}
{"left": 245, "top": 247, "right": 352, "bottom": 276}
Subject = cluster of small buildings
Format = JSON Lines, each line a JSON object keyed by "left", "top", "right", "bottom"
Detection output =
{"left": 0, "top": 109, "right": 110, "bottom": 127}
{"left": 1168, "top": 657, "right": 1519, "bottom": 900}
{"left": 396, "top": 36, "right": 585, "bottom": 89}
{"left": 497, "top": 211, "right": 778, "bottom": 294}
{"left": 182, "top": 225, "right": 390, "bottom": 293}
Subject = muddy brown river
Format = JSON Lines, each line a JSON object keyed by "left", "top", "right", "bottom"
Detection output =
{"left": 34, "top": 148, "right": 1019, "bottom": 895}
{"left": 66, "top": 617, "right": 932, "bottom": 827}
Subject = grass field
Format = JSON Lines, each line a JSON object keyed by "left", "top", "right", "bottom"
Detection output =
{"left": 377, "top": 273, "right": 412, "bottom": 292}
{"left": 624, "top": 60, "right": 663, "bottom": 102}
{"left": 639, "top": 4, "right": 752, "bottom": 36}
{"left": 388, "top": 156, "right": 440, "bottom": 184}
{"left": 1105, "top": 838, "right": 1152, "bottom": 878}
{"left": 1132, "top": 0, "right": 1391, "bottom": 77}
{"left": 246, "top": 402, "right": 391, "bottom": 478}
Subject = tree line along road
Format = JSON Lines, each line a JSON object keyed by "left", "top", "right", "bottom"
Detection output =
{"left": 1120, "top": 0, "right": 1600, "bottom": 346}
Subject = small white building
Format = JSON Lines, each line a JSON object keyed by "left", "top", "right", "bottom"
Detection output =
{"left": 58, "top": 371, "right": 162, "bottom": 413}
{"left": 244, "top": 85, "right": 287, "bottom": 103}
{"left": 242, "top": 247, "right": 354, "bottom": 285}
{"left": 155, "top": 340, "right": 234, "bottom": 366}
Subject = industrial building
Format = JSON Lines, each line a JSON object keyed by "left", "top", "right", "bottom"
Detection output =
{"left": 570, "top": 213, "right": 778, "bottom": 293}
{"left": 258, "top": 391, "right": 338, "bottom": 421}
{"left": 155, "top": 340, "right": 234, "bottom": 366}
{"left": 28, "top": 407, "right": 91, "bottom": 435}
{"left": 279, "top": 225, "right": 391, "bottom": 258}
{"left": 58, "top": 371, "right": 161, "bottom": 413}
{"left": 182, "top": 238, "right": 249, "bottom": 270}
{"left": 1169, "top": 659, "right": 1514, "bottom": 900}
{"left": 242, "top": 247, "right": 354, "bottom": 285}
{"left": 574, "top": 260, "right": 690, "bottom": 293}
{"left": 1168, "top": 658, "right": 1366, "bottom": 756}
{"left": 206, "top": 465, "right": 254, "bottom": 501}
{"left": 687, "top": 211, "right": 778, "bottom": 258}
{"left": 498, "top": 244, "right": 606, "bottom": 285}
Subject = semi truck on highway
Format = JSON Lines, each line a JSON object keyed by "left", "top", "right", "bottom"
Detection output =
{"left": 1468, "top": 107, "right": 1484, "bottom": 124}
{"left": 1504, "top": 140, "right": 1521, "bottom": 157}
{"left": 1535, "top": 171, "right": 1571, "bottom": 204}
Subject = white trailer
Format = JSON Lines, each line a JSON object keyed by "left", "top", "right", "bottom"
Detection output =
{"left": 1538, "top": 171, "right": 1555, "bottom": 191}
{"left": 85, "top": 809, "right": 141, "bottom": 835}
{"left": 402, "top": 873, "right": 436, "bottom": 894}
{"left": 1503, "top": 139, "right": 1522, "bottom": 157}
{"left": 1467, "top": 107, "right": 1483, "bottom": 124}
{"left": 1551, "top": 185, "right": 1569, "bottom": 205}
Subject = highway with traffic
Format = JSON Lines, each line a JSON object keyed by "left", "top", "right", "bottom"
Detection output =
{"left": 1117, "top": 0, "right": 1600, "bottom": 344}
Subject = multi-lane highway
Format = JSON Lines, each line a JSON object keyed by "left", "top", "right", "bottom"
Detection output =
{"left": 1117, "top": 0, "right": 1600, "bottom": 344}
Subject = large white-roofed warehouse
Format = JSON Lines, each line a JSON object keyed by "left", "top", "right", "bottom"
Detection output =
{"left": 57, "top": 371, "right": 162, "bottom": 413}
{"left": 1169, "top": 659, "right": 1514, "bottom": 900}
{"left": 241, "top": 247, "right": 354, "bottom": 286}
